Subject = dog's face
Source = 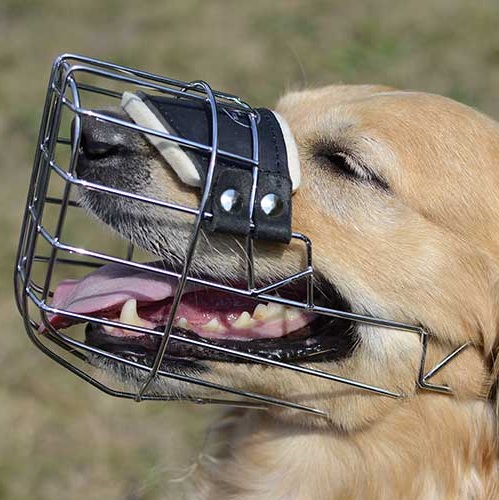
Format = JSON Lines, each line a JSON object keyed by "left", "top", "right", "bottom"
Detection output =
{"left": 74, "top": 85, "right": 499, "bottom": 430}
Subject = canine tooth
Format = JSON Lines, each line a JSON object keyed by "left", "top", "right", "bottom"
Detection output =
{"left": 103, "top": 325, "right": 116, "bottom": 334}
{"left": 201, "top": 318, "right": 222, "bottom": 332}
{"left": 252, "top": 304, "right": 268, "bottom": 320}
{"left": 119, "top": 298, "right": 144, "bottom": 327}
{"left": 177, "top": 317, "right": 189, "bottom": 329}
{"left": 233, "top": 311, "right": 254, "bottom": 329}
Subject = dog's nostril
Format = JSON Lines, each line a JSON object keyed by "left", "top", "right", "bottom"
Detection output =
{"left": 79, "top": 124, "right": 122, "bottom": 159}
{"left": 72, "top": 111, "right": 134, "bottom": 179}
{"left": 71, "top": 109, "right": 135, "bottom": 179}
{"left": 81, "top": 133, "right": 117, "bottom": 158}
{"left": 74, "top": 118, "right": 126, "bottom": 179}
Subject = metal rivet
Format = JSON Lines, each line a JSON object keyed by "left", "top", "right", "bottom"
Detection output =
{"left": 260, "top": 193, "right": 283, "bottom": 217}
{"left": 220, "top": 189, "right": 241, "bottom": 213}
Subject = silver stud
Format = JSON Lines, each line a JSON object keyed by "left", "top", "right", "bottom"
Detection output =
{"left": 260, "top": 193, "right": 283, "bottom": 217}
{"left": 220, "top": 189, "right": 241, "bottom": 213}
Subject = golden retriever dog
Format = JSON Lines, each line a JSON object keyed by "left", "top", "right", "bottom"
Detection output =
{"left": 66, "top": 85, "right": 499, "bottom": 499}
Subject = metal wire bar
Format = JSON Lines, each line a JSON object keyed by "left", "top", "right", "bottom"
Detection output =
{"left": 34, "top": 255, "right": 103, "bottom": 268}
{"left": 136, "top": 80, "right": 222, "bottom": 399}
{"left": 39, "top": 72, "right": 82, "bottom": 331}
{"left": 33, "top": 222, "right": 422, "bottom": 332}
{"left": 54, "top": 53, "right": 253, "bottom": 109}
{"left": 245, "top": 112, "right": 260, "bottom": 289}
{"left": 23, "top": 305, "right": 281, "bottom": 412}
{"left": 36, "top": 304, "right": 329, "bottom": 416}
{"left": 423, "top": 342, "right": 470, "bottom": 381}
{"left": 30, "top": 289, "right": 403, "bottom": 400}
{"left": 59, "top": 102, "right": 260, "bottom": 168}
{"left": 417, "top": 333, "right": 470, "bottom": 393}
{"left": 46, "top": 196, "right": 80, "bottom": 207}
{"left": 16, "top": 61, "right": 67, "bottom": 322}
{"left": 45, "top": 150, "right": 206, "bottom": 217}
{"left": 14, "top": 67, "right": 57, "bottom": 314}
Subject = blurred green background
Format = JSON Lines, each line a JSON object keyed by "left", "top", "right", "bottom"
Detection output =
{"left": 3, "top": 1, "right": 499, "bottom": 498}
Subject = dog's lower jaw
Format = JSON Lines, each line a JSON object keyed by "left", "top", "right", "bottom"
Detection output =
{"left": 194, "top": 398, "right": 499, "bottom": 500}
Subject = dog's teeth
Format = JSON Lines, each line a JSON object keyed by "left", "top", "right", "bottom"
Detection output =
{"left": 119, "top": 298, "right": 144, "bottom": 327}
{"left": 103, "top": 325, "right": 116, "bottom": 334}
{"left": 266, "top": 303, "right": 286, "bottom": 320}
{"left": 201, "top": 318, "right": 223, "bottom": 333}
{"left": 252, "top": 304, "right": 268, "bottom": 320}
{"left": 176, "top": 317, "right": 190, "bottom": 329}
{"left": 233, "top": 311, "right": 254, "bottom": 329}
{"left": 252, "top": 303, "right": 291, "bottom": 322}
{"left": 284, "top": 308, "right": 300, "bottom": 321}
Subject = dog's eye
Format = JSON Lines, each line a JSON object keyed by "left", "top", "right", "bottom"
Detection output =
{"left": 317, "top": 151, "right": 389, "bottom": 190}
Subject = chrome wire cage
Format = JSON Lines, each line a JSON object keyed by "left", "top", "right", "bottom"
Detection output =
{"left": 14, "top": 54, "right": 470, "bottom": 417}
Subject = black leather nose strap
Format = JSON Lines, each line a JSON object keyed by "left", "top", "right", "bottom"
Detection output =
{"left": 134, "top": 92, "right": 292, "bottom": 243}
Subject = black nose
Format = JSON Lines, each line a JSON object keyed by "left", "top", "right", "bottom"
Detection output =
{"left": 72, "top": 111, "right": 132, "bottom": 178}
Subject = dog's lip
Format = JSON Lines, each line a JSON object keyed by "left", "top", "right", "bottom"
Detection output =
{"left": 85, "top": 315, "right": 355, "bottom": 364}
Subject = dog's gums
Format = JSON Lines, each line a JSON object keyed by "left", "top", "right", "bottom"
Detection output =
{"left": 47, "top": 262, "right": 315, "bottom": 340}
{"left": 45, "top": 261, "right": 356, "bottom": 364}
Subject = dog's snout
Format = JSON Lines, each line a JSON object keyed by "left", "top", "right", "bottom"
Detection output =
{"left": 73, "top": 111, "right": 133, "bottom": 178}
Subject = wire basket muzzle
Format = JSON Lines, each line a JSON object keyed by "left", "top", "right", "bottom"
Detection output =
{"left": 14, "top": 54, "right": 468, "bottom": 418}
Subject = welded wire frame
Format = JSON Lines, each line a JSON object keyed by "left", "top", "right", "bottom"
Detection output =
{"left": 14, "top": 54, "right": 470, "bottom": 417}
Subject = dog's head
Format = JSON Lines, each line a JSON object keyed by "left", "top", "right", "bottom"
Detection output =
{"left": 39, "top": 82, "right": 499, "bottom": 430}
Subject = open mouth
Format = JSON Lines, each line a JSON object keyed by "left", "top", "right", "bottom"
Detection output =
{"left": 44, "top": 262, "right": 356, "bottom": 368}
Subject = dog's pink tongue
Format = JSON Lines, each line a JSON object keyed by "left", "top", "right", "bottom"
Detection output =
{"left": 45, "top": 263, "right": 317, "bottom": 340}
{"left": 48, "top": 263, "right": 180, "bottom": 324}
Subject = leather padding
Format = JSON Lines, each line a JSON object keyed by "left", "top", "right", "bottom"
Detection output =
{"left": 122, "top": 91, "right": 296, "bottom": 243}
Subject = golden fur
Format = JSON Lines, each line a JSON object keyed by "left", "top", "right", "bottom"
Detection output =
{"left": 83, "top": 85, "right": 499, "bottom": 498}
{"left": 193, "top": 86, "right": 499, "bottom": 499}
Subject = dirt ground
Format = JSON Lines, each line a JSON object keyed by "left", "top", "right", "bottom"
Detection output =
{"left": 3, "top": 1, "right": 499, "bottom": 498}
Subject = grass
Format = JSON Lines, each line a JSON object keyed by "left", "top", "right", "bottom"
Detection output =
{"left": 2, "top": 0, "right": 499, "bottom": 498}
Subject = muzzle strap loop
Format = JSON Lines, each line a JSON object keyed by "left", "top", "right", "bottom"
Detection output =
{"left": 122, "top": 91, "right": 295, "bottom": 243}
